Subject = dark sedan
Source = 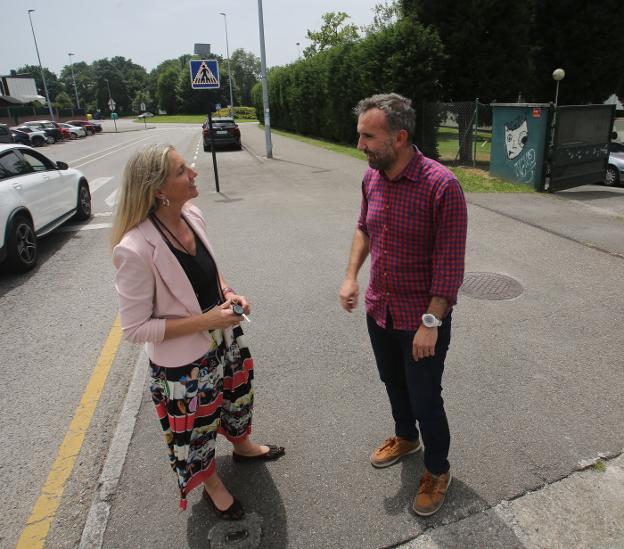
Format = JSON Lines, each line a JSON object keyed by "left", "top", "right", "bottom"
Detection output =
{"left": 202, "top": 118, "right": 241, "bottom": 151}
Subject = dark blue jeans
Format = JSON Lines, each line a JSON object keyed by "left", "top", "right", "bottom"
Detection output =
{"left": 367, "top": 312, "right": 452, "bottom": 475}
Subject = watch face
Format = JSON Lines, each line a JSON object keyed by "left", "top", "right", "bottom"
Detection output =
{"left": 422, "top": 314, "right": 439, "bottom": 327}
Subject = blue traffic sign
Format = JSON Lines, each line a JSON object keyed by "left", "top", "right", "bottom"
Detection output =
{"left": 190, "top": 60, "right": 220, "bottom": 89}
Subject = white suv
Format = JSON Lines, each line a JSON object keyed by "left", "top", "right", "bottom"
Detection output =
{"left": 0, "top": 144, "right": 91, "bottom": 272}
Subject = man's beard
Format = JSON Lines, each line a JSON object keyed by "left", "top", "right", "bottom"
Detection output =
{"left": 366, "top": 142, "right": 396, "bottom": 172}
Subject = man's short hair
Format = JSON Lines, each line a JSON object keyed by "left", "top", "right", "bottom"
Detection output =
{"left": 354, "top": 93, "right": 416, "bottom": 140}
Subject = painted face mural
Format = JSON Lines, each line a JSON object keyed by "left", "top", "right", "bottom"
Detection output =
{"left": 504, "top": 117, "right": 528, "bottom": 159}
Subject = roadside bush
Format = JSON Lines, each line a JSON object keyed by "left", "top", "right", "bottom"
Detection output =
{"left": 252, "top": 17, "right": 446, "bottom": 158}
{"left": 215, "top": 106, "right": 256, "bottom": 119}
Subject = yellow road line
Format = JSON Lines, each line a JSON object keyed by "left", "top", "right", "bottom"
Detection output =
{"left": 16, "top": 316, "right": 123, "bottom": 549}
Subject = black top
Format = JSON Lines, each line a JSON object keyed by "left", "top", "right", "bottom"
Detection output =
{"left": 150, "top": 215, "right": 221, "bottom": 311}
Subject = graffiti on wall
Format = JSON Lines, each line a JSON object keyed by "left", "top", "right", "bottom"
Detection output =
{"left": 505, "top": 115, "right": 536, "bottom": 182}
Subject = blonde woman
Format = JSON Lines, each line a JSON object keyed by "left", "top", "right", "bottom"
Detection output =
{"left": 111, "top": 144, "right": 284, "bottom": 519}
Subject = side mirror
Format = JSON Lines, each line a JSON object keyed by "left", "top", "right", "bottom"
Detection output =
{"left": 56, "top": 161, "right": 69, "bottom": 170}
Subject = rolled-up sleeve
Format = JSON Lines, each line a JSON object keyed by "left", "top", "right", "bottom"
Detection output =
{"left": 112, "top": 245, "right": 166, "bottom": 344}
{"left": 430, "top": 178, "right": 468, "bottom": 305}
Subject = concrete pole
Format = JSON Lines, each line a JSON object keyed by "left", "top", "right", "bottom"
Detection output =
{"left": 257, "top": 0, "right": 272, "bottom": 158}
{"left": 27, "top": 9, "right": 54, "bottom": 120}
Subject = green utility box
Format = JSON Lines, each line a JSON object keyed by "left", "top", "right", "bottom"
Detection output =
{"left": 490, "top": 103, "right": 551, "bottom": 189}
{"left": 111, "top": 112, "right": 118, "bottom": 120}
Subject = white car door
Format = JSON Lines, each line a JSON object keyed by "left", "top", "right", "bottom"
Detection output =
{"left": 0, "top": 150, "right": 53, "bottom": 229}
{"left": 19, "top": 149, "right": 74, "bottom": 223}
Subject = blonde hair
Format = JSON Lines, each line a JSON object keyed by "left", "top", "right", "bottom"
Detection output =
{"left": 110, "top": 144, "right": 175, "bottom": 247}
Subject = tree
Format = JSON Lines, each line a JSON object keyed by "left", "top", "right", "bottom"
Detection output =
{"left": 53, "top": 91, "right": 74, "bottom": 109}
{"left": 362, "top": 0, "right": 401, "bottom": 35}
{"left": 230, "top": 49, "right": 260, "bottom": 106}
{"left": 528, "top": 0, "right": 624, "bottom": 104}
{"left": 304, "top": 12, "right": 360, "bottom": 57}
{"left": 157, "top": 67, "right": 180, "bottom": 114}
{"left": 60, "top": 61, "right": 94, "bottom": 110}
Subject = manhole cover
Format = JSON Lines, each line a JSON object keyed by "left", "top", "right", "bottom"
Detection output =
{"left": 460, "top": 272, "right": 523, "bottom": 300}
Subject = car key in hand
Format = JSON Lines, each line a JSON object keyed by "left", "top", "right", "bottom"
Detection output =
{"left": 232, "top": 302, "right": 251, "bottom": 323}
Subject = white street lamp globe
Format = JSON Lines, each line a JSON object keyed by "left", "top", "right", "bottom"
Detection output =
{"left": 552, "top": 68, "right": 565, "bottom": 81}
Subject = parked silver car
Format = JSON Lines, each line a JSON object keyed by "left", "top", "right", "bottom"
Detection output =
{"left": 605, "top": 142, "right": 624, "bottom": 187}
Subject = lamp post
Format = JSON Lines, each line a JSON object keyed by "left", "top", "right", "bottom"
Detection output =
{"left": 27, "top": 9, "right": 54, "bottom": 120}
{"left": 257, "top": 0, "right": 272, "bottom": 158}
{"left": 218, "top": 12, "right": 235, "bottom": 118}
{"left": 552, "top": 68, "right": 565, "bottom": 106}
{"left": 296, "top": 42, "right": 301, "bottom": 59}
{"left": 68, "top": 52, "right": 81, "bottom": 110}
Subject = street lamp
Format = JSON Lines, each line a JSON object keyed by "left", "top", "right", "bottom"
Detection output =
{"left": 296, "top": 42, "right": 301, "bottom": 59}
{"left": 218, "top": 12, "right": 235, "bottom": 118}
{"left": 68, "top": 52, "right": 81, "bottom": 110}
{"left": 27, "top": 9, "right": 54, "bottom": 120}
{"left": 104, "top": 78, "right": 112, "bottom": 101}
{"left": 552, "top": 68, "right": 565, "bottom": 106}
{"left": 257, "top": 0, "right": 272, "bottom": 158}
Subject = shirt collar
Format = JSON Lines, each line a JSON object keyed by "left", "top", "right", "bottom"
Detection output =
{"left": 383, "top": 145, "right": 424, "bottom": 183}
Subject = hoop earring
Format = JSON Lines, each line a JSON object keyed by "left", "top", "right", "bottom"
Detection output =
{"left": 161, "top": 197, "right": 170, "bottom": 207}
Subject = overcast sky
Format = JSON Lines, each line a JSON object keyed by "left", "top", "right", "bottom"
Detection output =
{"left": 1, "top": 0, "right": 382, "bottom": 77}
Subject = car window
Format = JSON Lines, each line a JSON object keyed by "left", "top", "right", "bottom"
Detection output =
{"left": 0, "top": 126, "right": 9, "bottom": 136}
{"left": 0, "top": 151, "right": 33, "bottom": 180}
{"left": 20, "top": 149, "right": 53, "bottom": 172}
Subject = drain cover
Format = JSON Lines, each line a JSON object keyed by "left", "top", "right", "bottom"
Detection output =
{"left": 460, "top": 272, "right": 523, "bottom": 300}
{"left": 207, "top": 512, "right": 263, "bottom": 548}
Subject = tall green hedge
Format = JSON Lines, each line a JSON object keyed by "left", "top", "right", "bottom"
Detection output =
{"left": 252, "top": 18, "right": 446, "bottom": 158}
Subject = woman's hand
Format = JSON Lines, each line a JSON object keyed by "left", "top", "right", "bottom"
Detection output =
{"left": 228, "top": 293, "right": 251, "bottom": 315}
{"left": 201, "top": 302, "right": 242, "bottom": 330}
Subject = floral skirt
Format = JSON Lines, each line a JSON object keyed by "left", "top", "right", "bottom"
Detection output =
{"left": 149, "top": 325, "right": 254, "bottom": 510}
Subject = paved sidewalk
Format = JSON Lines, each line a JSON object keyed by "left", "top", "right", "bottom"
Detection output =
{"left": 91, "top": 124, "right": 624, "bottom": 548}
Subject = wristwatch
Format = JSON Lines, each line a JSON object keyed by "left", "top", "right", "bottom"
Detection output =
{"left": 421, "top": 313, "right": 442, "bottom": 328}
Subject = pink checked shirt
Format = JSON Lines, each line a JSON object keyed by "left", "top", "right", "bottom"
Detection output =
{"left": 357, "top": 146, "right": 467, "bottom": 330}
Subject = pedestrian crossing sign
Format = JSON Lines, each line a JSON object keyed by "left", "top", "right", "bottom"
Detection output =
{"left": 189, "top": 60, "right": 220, "bottom": 89}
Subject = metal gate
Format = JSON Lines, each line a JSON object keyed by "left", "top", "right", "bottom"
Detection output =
{"left": 544, "top": 104, "right": 615, "bottom": 192}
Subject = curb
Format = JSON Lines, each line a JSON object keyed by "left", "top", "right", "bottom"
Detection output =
{"left": 78, "top": 351, "right": 148, "bottom": 549}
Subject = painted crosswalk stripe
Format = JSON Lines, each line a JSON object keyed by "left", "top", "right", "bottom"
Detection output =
{"left": 88, "top": 177, "right": 114, "bottom": 194}
{"left": 105, "top": 189, "right": 118, "bottom": 208}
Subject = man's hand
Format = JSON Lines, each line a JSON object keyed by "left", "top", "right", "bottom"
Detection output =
{"left": 339, "top": 278, "right": 359, "bottom": 312}
{"left": 412, "top": 325, "right": 438, "bottom": 361}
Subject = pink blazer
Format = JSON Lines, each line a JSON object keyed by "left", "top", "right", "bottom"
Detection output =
{"left": 112, "top": 204, "right": 221, "bottom": 367}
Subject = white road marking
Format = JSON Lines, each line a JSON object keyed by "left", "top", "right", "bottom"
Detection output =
{"left": 88, "top": 177, "right": 114, "bottom": 194}
{"left": 105, "top": 189, "right": 118, "bottom": 207}
{"left": 74, "top": 134, "right": 160, "bottom": 169}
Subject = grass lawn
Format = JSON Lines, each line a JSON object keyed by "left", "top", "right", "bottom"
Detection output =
{"left": 438, "top": 127, "right": 492, "bottom": 163}
{"left": 133, "top": 115, "right": 257, "bottom": 124}
{"left": 266, "top": 126, "right": 533, "bottom": 193}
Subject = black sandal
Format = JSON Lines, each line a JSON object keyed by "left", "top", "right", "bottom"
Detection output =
{"left": 232, "top": 445, "right": 286, "bottom": 462}
{"left": 202, "top": 489, "right": 245, "bottom": 520}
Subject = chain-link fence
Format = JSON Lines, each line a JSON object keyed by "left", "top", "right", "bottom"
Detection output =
{"left": 419, "top": 100, "right": 492, "bottom": 167}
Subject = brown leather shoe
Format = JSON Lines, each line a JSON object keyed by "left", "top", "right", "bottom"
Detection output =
{"left": 412, "top": 469, "right": 452, "bottom": 516}
{"left": 370, "top": 436, "right": 422, "bottom": 468}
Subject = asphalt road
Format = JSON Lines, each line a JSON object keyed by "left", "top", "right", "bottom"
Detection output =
{"left": 2, "top": 120, "right": 623, "bottom": 548}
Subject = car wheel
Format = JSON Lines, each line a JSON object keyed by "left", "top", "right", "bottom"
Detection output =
{"left": 6, "top": 215, "right": 37, "bottom": 272}
{"left": 74, "top": 181, "right": 92, "bottom": 220}
{"left": 32, "top": 136, "right": 45, "bottom": 147}
{"left": 605, "top": 165, "right": 619, "bottom": 187}
{"left": 70, "top": 133, "right": 77, "bottom": 140}
{"left": 49, "top": 135, "right": 56, "bottom": 144}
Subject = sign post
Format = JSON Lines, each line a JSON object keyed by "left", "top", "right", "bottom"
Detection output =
{"left": 190, "top": 59, "right": 221, "bottom": 193}
{"left": 108, "top": 98, "right": 117, "bottom": 132}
